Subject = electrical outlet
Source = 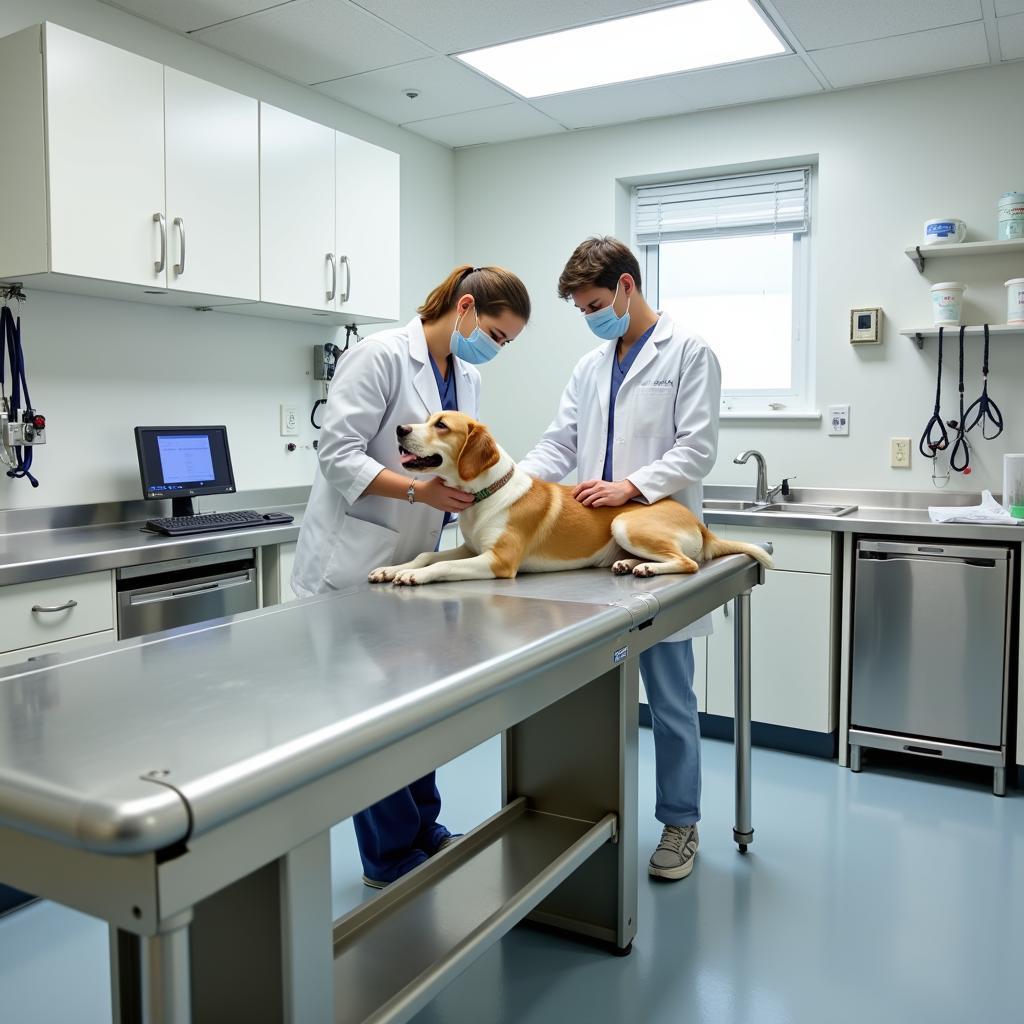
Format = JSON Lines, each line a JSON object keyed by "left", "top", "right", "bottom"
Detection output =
{"left": 828, "top": 405, "right": 850, "bottom": 436}
{"left": 891, "top": 437, "right": 911, "bottom": 469}
{"left": 280, "top": 404, "right": 299, "bottom": 437}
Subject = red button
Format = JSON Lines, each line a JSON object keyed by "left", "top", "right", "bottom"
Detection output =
{"left": 32, "top": 415, "right": 46, "bottom": 429}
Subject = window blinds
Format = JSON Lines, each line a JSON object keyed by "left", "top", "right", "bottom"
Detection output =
{"left": 634, "top": 167, "right": 810, "bottom": 244}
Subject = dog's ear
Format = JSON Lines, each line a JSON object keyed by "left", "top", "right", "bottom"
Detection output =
{"left": 457, "top": 423, "right": 500, "bottom": 481}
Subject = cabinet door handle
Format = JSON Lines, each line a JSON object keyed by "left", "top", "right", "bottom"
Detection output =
{"left": 339, "top": 254, "right": 351, "bottom": 303}
{"left": 723, "top": 602, "right": 729, "bottom": 618}
{"left": 173, "top": 216, "right": 186, "bottom": 275}
{"left": 326, "top": 253, "right": 337, "bottom": 302}
{"left": 153, "top": 212, "right": 166, "bottom": 273}
{"left": 31, "top": 599, "right": 78, "bottom": 614}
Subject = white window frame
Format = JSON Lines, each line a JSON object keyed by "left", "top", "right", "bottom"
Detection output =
{"left": 636, "top": 168, "right": 816, "bottom": 418}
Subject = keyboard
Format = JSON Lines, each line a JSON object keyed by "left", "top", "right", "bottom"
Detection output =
{"left": 144, "top": 510, "right": 294, "bottom": 536}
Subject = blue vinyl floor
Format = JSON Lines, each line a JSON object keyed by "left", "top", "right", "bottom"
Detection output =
{"left": 1, "top": 731, "right": 1020, "bottom": 1024}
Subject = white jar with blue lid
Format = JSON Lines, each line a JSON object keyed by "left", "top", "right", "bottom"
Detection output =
{"left": 998, "top": 193, "right": 1024, "bottom": 240}
{"left": 923, "top": 218, "right": 965, "bottom": 245}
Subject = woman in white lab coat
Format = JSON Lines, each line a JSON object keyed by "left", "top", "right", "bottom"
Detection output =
{"left": 519, "top": 236, "right": 720, "bottom": 885}
{"left": 292, "top": 264, "right": 531, "bottom": 887}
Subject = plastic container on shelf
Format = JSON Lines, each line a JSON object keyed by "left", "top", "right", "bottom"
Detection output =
{"left": 998, "top": 192, "right": 1024, "bottom": 240}
{"left": 930, "top": 282, "right": 966, "bottom": 325}
{"left": 1005, "top": 278, "right": 1024, "bottom": 324}
{"left": 923, "top": 218, "right": 966, "bottom": 245}
{"left": 1003, "top": 454, "right": 1024, "bottom": 519}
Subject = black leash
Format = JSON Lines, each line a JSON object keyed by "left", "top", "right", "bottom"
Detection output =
{"left": 947, "top": 325, "right": 971, "bottom": 474}
{"left": 919, "top": 325, "right": 949, "bottom": 459}
{"left": 963, "top": 323, "right": 1003, "bottom": 440}
{"left": 0, "top": 303, "right": 39, "bottom": 487}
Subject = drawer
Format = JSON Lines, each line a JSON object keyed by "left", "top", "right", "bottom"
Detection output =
{"left": 0, "top": 629, "right": 116, "bottom": 670}
{"left": 0, "top": 571, "right": 114, "bottom": 652}
{"left": 714, "top": 524, "right": 832, "bottom": 574}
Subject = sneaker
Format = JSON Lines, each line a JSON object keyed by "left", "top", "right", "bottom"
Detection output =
{"left": 648, "top": 824, "right": 699, "bottom": 880}
{"left": 361, "top": 849, "right": 428, "bottom": 889}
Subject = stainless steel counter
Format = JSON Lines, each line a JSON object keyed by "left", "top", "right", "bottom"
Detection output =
{"left": 0, "top": 503, "right": 304, "bottom": 586}
{"left": 703, "top": 485, "right": 1024, "bottom": 542}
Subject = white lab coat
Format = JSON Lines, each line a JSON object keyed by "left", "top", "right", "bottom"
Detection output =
{"left": 291, "top": 317, "right": 481, "bottom": 598}
{"left": 518, "top": 312, "right": 721, "bottom": 641}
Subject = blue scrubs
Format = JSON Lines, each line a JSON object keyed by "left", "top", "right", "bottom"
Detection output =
{"left": 602, "top": 322, "right": 700, "bottom": 827}
{"left": 351, "top": 354, "right": 458, "bottom": 883}
{"left": 602, "top": 323, "right": 657, "bottom": 482}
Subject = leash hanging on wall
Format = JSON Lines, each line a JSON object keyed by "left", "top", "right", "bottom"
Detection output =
{"left": 0, "top": 283, "right": 45, "bottom": 487}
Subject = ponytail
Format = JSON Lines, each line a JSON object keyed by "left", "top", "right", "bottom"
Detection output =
{"left": 418, "top": 265, "right": 531, "bottom": 323}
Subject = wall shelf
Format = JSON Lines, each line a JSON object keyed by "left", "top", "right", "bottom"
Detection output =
{"left": 900, "top": 324, "right": 1024, "bottom": 349}
{"left": 905, "top": 237, "right": 1024, "bottom": 272}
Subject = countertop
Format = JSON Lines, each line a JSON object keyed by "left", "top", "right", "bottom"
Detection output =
{"left": 0, "top": 502, "right": 305, "bottom": 586}
{"left": 1, "top": 485, "right": 1021, "bottom": 589}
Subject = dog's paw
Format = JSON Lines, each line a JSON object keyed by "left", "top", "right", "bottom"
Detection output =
{"left": 632, "top": 563, "right": 657, "bottom": 578}
{"left": 368, "top": 566, "right": 398, "bottom": 583}
{"left": 612, "top": 559, "right": 641, "bottom": 576}
{"left": 392, "top": 570, "right": 423, "bottom": 586}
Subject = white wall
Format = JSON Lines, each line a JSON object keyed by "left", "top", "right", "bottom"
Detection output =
{"left": 0, "top": 0, "right": 455, "bottom": 509}
{"left": 455, "top": 63, "right": 1024, "bottom": 496}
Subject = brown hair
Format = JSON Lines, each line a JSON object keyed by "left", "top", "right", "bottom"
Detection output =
{"left": 418, "top": 265, "right": 531, "bottom": 323}
{"left": 557, "top": 237, "right": 642, "bottom": 300}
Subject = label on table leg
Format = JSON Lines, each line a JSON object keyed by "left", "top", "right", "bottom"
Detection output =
{"left": 613, "top": 645, "right": 629, "bottom": 663}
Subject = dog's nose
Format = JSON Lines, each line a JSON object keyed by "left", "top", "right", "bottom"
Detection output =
{"left": 396, "top": 425, "right": 412, "bottom": 438}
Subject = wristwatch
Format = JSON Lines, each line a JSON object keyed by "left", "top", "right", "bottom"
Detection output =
{"left": 406, "top": 481, "right": 417, "bottom": 504}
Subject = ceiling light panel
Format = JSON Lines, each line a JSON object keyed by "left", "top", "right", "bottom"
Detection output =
{"left": 455, "top": 0, "right": 787, "bottom": 97}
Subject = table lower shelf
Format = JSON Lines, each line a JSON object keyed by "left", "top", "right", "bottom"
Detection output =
{"left": 332, "top": 798, "right": 617, "bottom": 1024}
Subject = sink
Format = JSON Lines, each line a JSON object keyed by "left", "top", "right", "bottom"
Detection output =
{"left": 756, "top": 502, "right": 858, "bottom": 517}
{"left": 703, "top": 499, "right": 759, "bottom": 511}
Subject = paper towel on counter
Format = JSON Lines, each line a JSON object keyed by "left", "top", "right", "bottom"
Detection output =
{"left": 928, "top": 490, "right": 1022, "bottom": 525}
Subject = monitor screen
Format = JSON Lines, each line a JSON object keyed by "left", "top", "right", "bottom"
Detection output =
{"left": 135, "top": 426, "right": 236, "bottom": 501}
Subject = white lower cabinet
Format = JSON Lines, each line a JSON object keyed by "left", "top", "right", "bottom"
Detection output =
{"left": 705, "top": 526, "right": 835, "bottom": 734}
{"left": 0, "top": 630, "right": 116, "bottom": 670}
{"left": 279, "top": 542, "right": 298, "bottom": 604}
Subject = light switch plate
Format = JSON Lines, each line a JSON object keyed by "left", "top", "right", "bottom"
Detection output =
{"left": 828, "top": 405, "right": 850, "bottom": 436}
{"left": 280, "top": 404, "right": 299, "bottom": 437}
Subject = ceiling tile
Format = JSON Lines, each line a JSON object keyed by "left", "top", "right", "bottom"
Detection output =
{"left": 999, "top": 12, "right": 1024, "bottom": 58}
{"left": 402, "top": 102, "right": 565, "bottom": 148}
{"left": 100, "top": 0, "right": 287, "bottom": 34}
{"left": 347, "top": 0, "right": 680, "bottom": 53}
{"left": 772, "top": 0, "right": 982, "bottom": 50}
{"left": 316, "top": 57, "right": 512, "bottom": 121}
{"left": 811, "top": 22, "right": 990, "bottom": 88}
{"left": 532, "top": 55, "right": 821, "bottom": 129}
{"left": 194, "top": 0, "right": 430, "bottom": 85}
{"left": 995, "top": 0, "right": 1024, "bottom": 15}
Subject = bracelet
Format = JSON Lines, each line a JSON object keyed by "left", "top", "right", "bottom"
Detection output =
{"left": 406, "top": 481, "right": 417, "bottom": 504}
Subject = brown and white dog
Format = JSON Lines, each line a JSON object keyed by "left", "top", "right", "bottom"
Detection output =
{"left": 368, "top": 412, "right": 772, "bottom": 586}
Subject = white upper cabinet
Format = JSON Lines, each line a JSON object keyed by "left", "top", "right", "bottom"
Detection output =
{"left": 259, "top": 103, "right": 336, "bottom": 314}
{"left": 336, "top": 133, "right": 400, "bottom": 323}
{"left": 0, "top": 23, "right": 400, "bottom": 323}
{"left": 164, "top": 69, "right": 259, "bottom": 301}
{"left": 45, "top": 24, "right": 166, "bottom": 288}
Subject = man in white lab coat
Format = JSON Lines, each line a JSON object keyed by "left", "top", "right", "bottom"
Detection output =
{"left": 519, "top": 236, "right": 721, "bottom": 881}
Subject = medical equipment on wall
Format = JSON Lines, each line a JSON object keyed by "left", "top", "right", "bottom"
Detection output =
{"left": 945, "top": 326, "right": 971, "bottom": 475}
{"left": 0, "top": 284, "right": 45, "bottom": 487}
{"left": 311, "top": 325, "right": 360, "bottom": 429}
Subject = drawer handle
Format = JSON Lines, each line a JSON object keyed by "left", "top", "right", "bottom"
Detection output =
{"left": 32, "top": 599, "right": 78, "bottom": 614}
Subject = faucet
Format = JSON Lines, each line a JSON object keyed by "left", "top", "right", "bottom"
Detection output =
{"left": 734, "top": 450, "right": 769, "bottom": 504}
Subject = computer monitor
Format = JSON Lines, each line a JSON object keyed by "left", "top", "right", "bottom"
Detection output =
{"left": 134, "top": 425, "right": 236, "bottom": 517}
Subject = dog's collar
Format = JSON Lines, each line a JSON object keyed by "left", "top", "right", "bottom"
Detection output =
{"left": 472, "top": 466, "right": 516, "bottom": 504}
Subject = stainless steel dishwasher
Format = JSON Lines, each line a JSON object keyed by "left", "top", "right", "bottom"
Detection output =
{"left": 116, "top": 549, "right": 258, "bottom": 640}
{"left": 849, "top": 539, "right": 1013, "bottom": 795}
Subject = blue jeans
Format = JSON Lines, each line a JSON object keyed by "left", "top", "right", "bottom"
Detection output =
{"left": 640, "top": 639, "right": 701, "bottom": 827}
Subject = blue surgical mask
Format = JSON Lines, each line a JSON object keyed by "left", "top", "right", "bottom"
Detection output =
{"left": 451, "top": 305, "right": 501, "bottom": 365}
{"left": 584, "top": 282, "right": 630, "bottom": 341}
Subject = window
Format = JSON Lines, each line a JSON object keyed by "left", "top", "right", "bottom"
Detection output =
{"left": 635, "top": 167, "right": 813, "bottom": 415}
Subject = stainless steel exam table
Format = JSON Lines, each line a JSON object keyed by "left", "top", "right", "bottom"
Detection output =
{"left": 0, "top": 552, "right": 766, "bottom": 1024}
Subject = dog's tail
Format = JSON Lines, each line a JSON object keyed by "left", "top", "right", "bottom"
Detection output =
{"left": 699, "top": 524, "right": 774, "bottom": 570}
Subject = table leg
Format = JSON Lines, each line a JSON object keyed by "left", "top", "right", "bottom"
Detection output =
{"left": 141, "top": 910, "right": 193, "bottom": 1024}
{"left": 732, "top": 590, "right": 754, "bottom": 853}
